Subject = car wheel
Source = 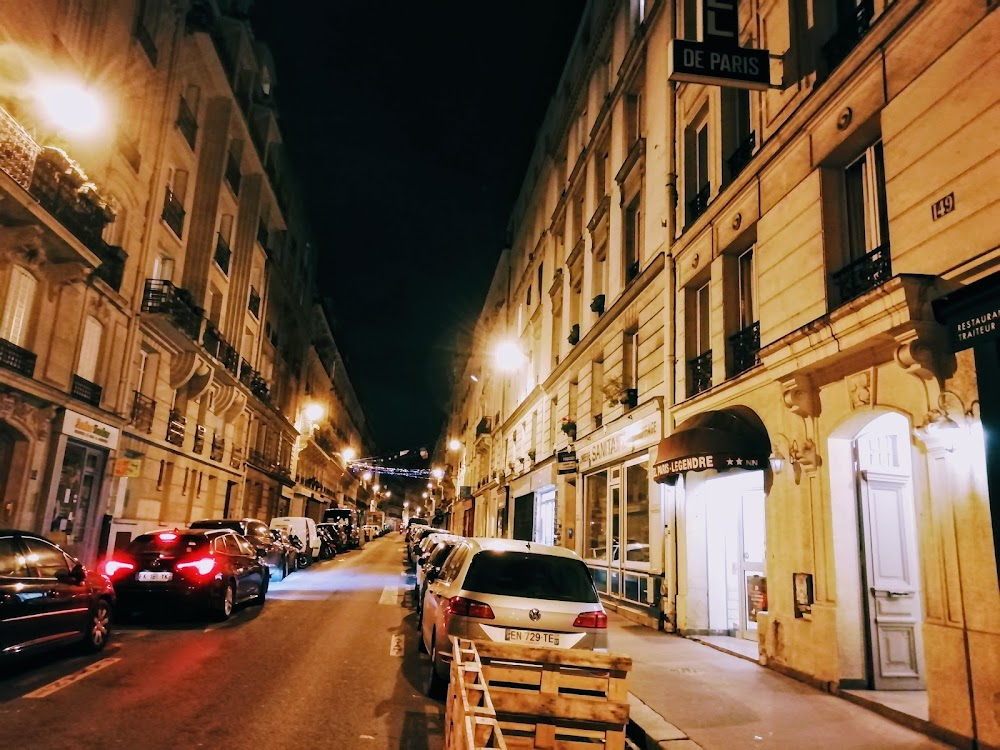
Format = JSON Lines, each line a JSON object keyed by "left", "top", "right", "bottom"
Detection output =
{"left": 214, "top": 582, "right": 236, "bottom": 621}
{"left": 425, "top": 631, "right": 447, "bottom": 699}
{"left": 254, "top": 576, "right": 267, "bottom": 605}
{"left": 82, "top": 599, "right": 112, "bottom": 652}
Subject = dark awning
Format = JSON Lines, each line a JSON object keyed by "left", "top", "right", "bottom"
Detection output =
{"left": 932, "top": 273, "right": 1000, "bottom": 352}
{"left": 654, "top": 405, "right": 770, "bottom": 485}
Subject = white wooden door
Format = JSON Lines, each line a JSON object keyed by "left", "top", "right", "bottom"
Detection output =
{"left": 858, "top": 470, "right": 926, "bottom": 689}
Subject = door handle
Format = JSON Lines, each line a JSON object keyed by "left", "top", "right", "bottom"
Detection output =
{"left": 871, "top": 588, "right": 913, "bottom": 598}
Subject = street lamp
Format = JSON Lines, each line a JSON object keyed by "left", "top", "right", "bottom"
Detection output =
{"left": 362, "top": 471, "right": 373, "bottom": 483}
{"left": 342, "top": 447, "right": 357, "bottom": 462}
{"left": 494, "top": 339, "right": 526, "bottom": 373}
{"left": 35, "top": 76, "right": 106, "bottom": 137}
{"left": 303, "top": 402, "right": 324, "bottom": 423}
{"left": 448, "top": 438, "right": 461, "bottom": 451}
{"left": 422, "top": 492, "right": 428, "bottom": 499}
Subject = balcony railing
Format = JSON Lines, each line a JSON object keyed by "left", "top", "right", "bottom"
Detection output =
{"left": 176, "top": 96, "right": 198, "bottom": 149}
{"left": 71, "top": 375, "right": 103, "bottom": 406}
{"left": 728, "top": 321, "right": 760, "bottom": 378}
{"left": 687, "top": 183, "right": 711, "bottom": 226}
{"left": 831, "top": 243, "right": 892, "bottom": 306}
{"left": 133, "top": 20, "right": 158, "bottom": 66}
{"left": 162, "top": 187, "right": 185, "bottom": 237}
{"left": 193, "top": 424, "right": 206, "bottom": 454}
{"left": 202, "top": 323, "right": 239, "bottom": 374}
{"left": 237, "top": 359, "right": 270, "bottom": 402}
{"left": 248, "top": 287, "right": 261, "bottom": 317}
{"left": 625, "top": 260, "right": 640, "bottom": 284}
{"left": 214, "top": 233, "right": 231, "bottom": 274}
{"left": 823, "top": 0, "right": 874, "bottom": 72}
{"left": 0, "top": 106, "right": 41, "bottom": 190}
{"left": 165, "top": 409, "right": 186, "bottom": 446}
{"left": 688, "top": 349, "right": 713, "bottom": 397}
{"left": 476, "top": 417, "right": 492, "bottom": 437}
{"left": 93, "top": 244, "right": 127, "bottom": 292}
{"left": 131, "top": 391, "right": 155, "bottom": 433}
{"left": 210, "top": 433, "right": 225, "bottom": 462}
{"left": 726, "top": 132, "right": 756, "bottom": 182}
{"left": 142, "top": 279, "right": 203, "bottom": 341}
{"left": 224, "top": 153, "right": 241, "bottom": 195}
{"left": 0, "top": 338, "right": 37, "bottom": 377}
{"left": 239, "top": 358, "right": 254, "bottom": 387}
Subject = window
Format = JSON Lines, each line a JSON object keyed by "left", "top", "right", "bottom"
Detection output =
{"left": 694, "top": 282, "right": 710, "bottom": 356}
{"left": 152, "top": 254, "right": 174, "bottom": 281}
{"left": 177, "top": 85, "right": 199, "bottom": 149}
{"left": 624, "top": 196, "right": 641, "bottom": 282}
{"left": 77, "top": 316, "right": 103, "bottom": 381}
{"left": 22, "top": 537, "right": 72, "bottom": 578}
{"left": 625, "top": 93, "right": 642, "bottom": 146}
{"left": 623, "top": 329, "right": 639, "bottom": 391}
{"left": 629, "top": 0, "right": 647, "bottom": 29}
{"left": 585, "top": 470, "right": 608, "bottom": 560}
{"left": 624, "top": 461, "right": 649, "bottom": 563}
{"left": 687, "top": 280, "right": 713, "bottom": 396}
{"left": 681, "top": 0, "right": 700, "bottom": 40}
{"left": 686, "top": 116, "right": 711, "bottom": 225}
{"left": 537, "top": 263, "right": 543, "bottom": 302}
{"left": 595, "top": 145, "right": 609, "bottom": 201}
{"left": 0, "top": 536, "right": 29, "bottom": 577}
{"left": 844, "top": 141, "right": 889, "bottom": 261}
{"left": 1, "top": 267, "right": 38, "bottom": 347}
{"left": 526, "top": 285, "right": 531, "bottom": 307}
{"left": 591, "top": 359, "right": 604, "bottom": 425}
{"left": 723, "top": 88, "right": 754, "bottom": 183}
{"left": 133, "top": 0, "right": 159, "bottom": 65}
{"left": 462, "top": 551, "right": 598, "bottom": 603}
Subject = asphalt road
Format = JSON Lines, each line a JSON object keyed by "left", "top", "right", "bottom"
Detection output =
{"left": 0, "top": 534, "right": 442, "bottom": 750}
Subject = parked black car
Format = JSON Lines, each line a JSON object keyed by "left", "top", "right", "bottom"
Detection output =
{"left": 316, "top": 522, "right": 348, "bottom": 554}
{"left": 0, "top": 530, "right": 114, "bottom": 660}
{"left": 189, "top": 517, "right": 290, "bottom": 581}
{"left": 314, "top": 525, "right": 339, "bottom": 560}
{"left": 105, "top": 529, "right": 268, "bottom": 621}
{"left": 268, "top": 528, "right": 299, "bottom": 575}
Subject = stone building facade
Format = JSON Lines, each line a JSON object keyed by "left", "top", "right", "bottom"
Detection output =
{"left": 0, "top": 2, "right": 368, "bottom": 567}
{"left": 440, "top": 1, "right": 1000, "bottom": 747}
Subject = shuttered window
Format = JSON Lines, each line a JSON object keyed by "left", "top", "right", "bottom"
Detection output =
{"left": 77, "top": 316, "right": 103, "bottom": 381}
{"left": 1, "top": 267, "right": 38, "bottom": 347}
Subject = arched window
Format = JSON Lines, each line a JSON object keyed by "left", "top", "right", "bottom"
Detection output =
{"left": 1, "top": 267, "right": 39, "bottom": 347}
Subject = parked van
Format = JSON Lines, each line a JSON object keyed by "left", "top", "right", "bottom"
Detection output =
{"left": 269, "top": 517, "right": 320, "bottom": 564}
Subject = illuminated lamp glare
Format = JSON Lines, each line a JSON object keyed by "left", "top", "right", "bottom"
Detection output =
{"left": 36, "top": 78, "right": 105, "bottom": 136}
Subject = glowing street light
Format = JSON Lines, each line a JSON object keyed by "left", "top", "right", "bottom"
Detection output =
{"left": 362, "top": 471, "right": 373, "bottom": 482}
{"left": 342, "top": 447, "right": 357, "bottom": 462}
{"left": 448, "top": 438, "right": 461, "bottom": 451}
{"left": 493, "top": 340, "right": 526, "bottom": 372}
{"left": 431, "top": 467, "right": 445, "bottom": 481}
{"left": 422, "top": 492, "right": 429, "bottom": 499}
{"left": 373, "top": 483, "right": 380, "bottom": 492}
{"left": 303, "top": 402, "right": 324, "bottom": 422}
{"left": 36, "top": 77, "right": 106, "bottom": 136}
{"left": 384, "top": 491, "right": 391, "bottom": 498}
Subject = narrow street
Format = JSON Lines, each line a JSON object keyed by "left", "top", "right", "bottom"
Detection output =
{"left": 0, "top": 536, "right": 442, "bottom": 750}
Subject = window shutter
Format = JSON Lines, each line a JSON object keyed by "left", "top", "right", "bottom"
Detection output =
{"left": 77, "top": 316, "right": 103, "bottom": 381}
{"left": 1, "top": 267, "right": 38, "bottom": 347}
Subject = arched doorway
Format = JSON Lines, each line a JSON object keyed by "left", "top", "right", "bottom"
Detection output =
{"left": 829, "top": 411, "right": 926, "bottom": 690}
{"left": 0, "top": 421, "right": 30, "bottom": 526}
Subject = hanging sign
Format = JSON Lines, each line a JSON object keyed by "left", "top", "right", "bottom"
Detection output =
{"left": 557, "top": 450, "right": 578, "bottom": 475}
{"left": 60, "top": 408, "right": 119, "bottom": 450}
{"left": 113, "top": 458, "right": 142, "bottom": 477}
{"left": 667, "top": 1, "right": 772, "bottom": 90}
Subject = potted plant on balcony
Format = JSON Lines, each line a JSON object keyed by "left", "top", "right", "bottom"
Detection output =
{"left": 567, "top": 324, "right": 580, "bottom": 346}
{"left": 528, "top": 449, "right": 536, "bottom": 462}
{"left": 560, "top": 417, "right": 577, "bottom": 440}
{"left": 590, "top": 294, "right": 606, "bottom": 315}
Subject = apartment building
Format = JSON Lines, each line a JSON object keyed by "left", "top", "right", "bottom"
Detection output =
{"left": 0, "top": 1, "right": 368, "bottom": 566}
{"left": 441, "top": 1, "right": 999, "bottom": 746}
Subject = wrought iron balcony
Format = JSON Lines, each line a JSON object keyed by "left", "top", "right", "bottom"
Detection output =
{"left": 476, "top": 417, "right": 492, "bottom": 437}
{"left": 210, "top": 433, "right": 225, "bottom": 462}
{"left": 831, "top": 243, "right": 892, "bottom": 306}
{"left": 202, "top": 323, "right": 239, "bottom": 374}
{"left": 687, "top": 183, "right": 711, "bottom": 226}
{"left": 726, "top": 132, "right": 756, "bottom": 182}
{"left": 29, "top": 154, "right": 116, "bottom": 256}
{"left": 94, "top": 244, "right": 127, "bottom": 292}
{"left": 131, "top": 391, "right": 155, "bottom": 433}
{"left": 162, "top": 187, "right": 185, "bottom": 236}
{"left": 71, "top": 375, "right": 102, "bottom": 406}
{"left": 0, "top": 338, "right": 36, "bottom": 377}
{"left": 224, "top": 153, "right": 241, "bottom": 195}
{"left": 165, "top": 408, "right": 186, "bottom": 446}
{"left": 248, "top": 287, "right": 261, "bottom": 317}
{"left": 133, "top": 19, "right": 158, "bottom": 65}
{"left": 239, "top": 358, "right": 254, "bottom": 387}
{"left": 688, "top": 350, "right": 713, "bottom": 397}
{"left": 193, "top": 424, "right": 206, "bottom": 454}
{"left": 142, "top": 279, "right": 204, "bottom": 341}
{"left": 823, "top": 0, "right": 874, "bottom": 72}
{"left": 626, "top": 260, "right": 640, "bottom": 284}
{"left": 620, "top": 388, "right": 638, "bottom": 410}
{"left": 214, "top": 233, "right": 231, "bottom": 274}
{"left": 176, "top": 96, "right": 198, "bottom": 149}
{"left": 728, "top": 321, "right": 760, "bottom": 378}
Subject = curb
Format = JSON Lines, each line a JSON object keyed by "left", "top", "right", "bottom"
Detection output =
{"left": 627, "top": 693, "right": 704, "bottom": 750}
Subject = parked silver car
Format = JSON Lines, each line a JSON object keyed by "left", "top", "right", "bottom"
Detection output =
{"left": 419, "top": 538, "right": 607, "bottom": 696}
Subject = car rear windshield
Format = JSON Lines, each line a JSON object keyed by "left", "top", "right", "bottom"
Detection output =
{"left": 189, "top": 520, "right": 241, "bottom": 532}
{"left": 128, "top": 534, "right": 208, "bottom": 555}
{"left": 463, "top": 551, "right": 599, "bottom": 603}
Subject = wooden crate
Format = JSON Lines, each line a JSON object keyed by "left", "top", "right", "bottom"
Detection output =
{"left": 445, "top": 638, "right": 632, "bottom": 750}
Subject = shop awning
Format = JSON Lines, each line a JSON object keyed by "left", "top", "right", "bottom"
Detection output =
{"left": 653, "top": 406, "right": 770, "bottom": 485}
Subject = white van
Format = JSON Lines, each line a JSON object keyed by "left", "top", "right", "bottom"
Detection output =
{"left": 270, "top": 517, "right": 320, "bottom": 563}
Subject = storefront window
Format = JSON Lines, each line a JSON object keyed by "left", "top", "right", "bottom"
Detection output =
{"left": 585, "top": 470, "right": 607, "bottom": 559}
{"left": 625, "top": 461, "right": 649, "bottom": 562}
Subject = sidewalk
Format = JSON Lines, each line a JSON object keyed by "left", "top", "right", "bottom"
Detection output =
{"left": 607, "top": 612, "right": 951, "bottom": 750}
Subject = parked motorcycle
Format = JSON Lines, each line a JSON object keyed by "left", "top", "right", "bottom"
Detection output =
{"left": 289, "top": 533, "right": 310, "bottom": 569}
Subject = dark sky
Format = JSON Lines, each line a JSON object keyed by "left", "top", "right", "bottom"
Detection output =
{"left": 250, "top": 1, "right": 586, "bottom": 453}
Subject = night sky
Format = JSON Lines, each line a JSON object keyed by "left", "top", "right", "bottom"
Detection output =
{"left": 250, "top": 2, "right": 586, "bottom": 453}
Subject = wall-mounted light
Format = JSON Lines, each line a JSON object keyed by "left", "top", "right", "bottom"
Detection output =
{"left": 341, "top": 447, "right": 357, "bottom": 462}
{"left": 768, "top": 451, "right": 786, "bottom": 474}
{"left": 448, "top": 438, "right": 461, "bottom": 451}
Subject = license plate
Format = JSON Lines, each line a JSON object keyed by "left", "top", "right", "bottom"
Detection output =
{"left": 137, "top": 571, "right": 173, "bottom": 582}
{"left": 505, "top": 629, "right": 560, "bottom": 646}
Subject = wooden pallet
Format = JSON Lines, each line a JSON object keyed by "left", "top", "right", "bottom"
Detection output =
{"left": 444, "top": 638, "right": 632, "bottom": 750}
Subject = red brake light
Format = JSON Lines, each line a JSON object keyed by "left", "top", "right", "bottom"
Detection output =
{"left": 104, "top": 559, "right": 134, "bottom": 577}
{"left": 176, "top": 557, "right": 217, "bottom": 576}
{"left": 445, "top": 596, "right": 495, "bottom": 620}
{"left": 158, "top": 531, "right": 179, "bottom": 542}
{"left": 573, "top": 611, "right": 608, "bottom": 629}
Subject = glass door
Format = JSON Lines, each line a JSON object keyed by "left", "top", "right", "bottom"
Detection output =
{"left": 739, "top": 489, "right": 766, "bottom": 639}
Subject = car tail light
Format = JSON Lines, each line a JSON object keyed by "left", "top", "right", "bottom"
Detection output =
{"left": 176, "top": 557, "right": 217, "bottom": 577}
{"left": 573, "top": 610, "right": 608, "bottom": 629}
{"left": 157, "top": 531, "right": 178, "bottom": 542}
{"left": 103, "top": 559, "right": 134, "bottom": 577}
{"left": 445, "top": 596, "right": 495, "bottom": 620}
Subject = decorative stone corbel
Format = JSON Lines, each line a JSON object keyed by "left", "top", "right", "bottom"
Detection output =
{"left": 780, "top": 374, "right": 820, "bottom": 419}
{"left": 894, "top": 325, "right": 954, "bottom": 383}
{"left": 212, "top": 384, "right": 240, "bottom": 417}
{"left": 168, "top": 351, "right": 206, "bottom": 390}
{"left": 185, "top": 365, "right": 213, "bottom": 403}
{"left": 0, "top": 392, "right": 57, "bottom": 439}
{"left": 223, "top": 391, "right": 247, "bottom": 426}
{"left": 0, "top": 226, "right": 45, "bottom": 268}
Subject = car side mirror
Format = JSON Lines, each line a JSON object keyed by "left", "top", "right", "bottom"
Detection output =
{"left": 57, "top": 563, "right": 85, "bottom": 584}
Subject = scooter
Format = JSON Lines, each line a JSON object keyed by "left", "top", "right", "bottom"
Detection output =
{"left": 289, "top": 534, "right": 310, "bottom": 569}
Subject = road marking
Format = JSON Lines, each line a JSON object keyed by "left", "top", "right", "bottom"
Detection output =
{"left": 379, "top": 586, "right": 399, "bottom": 605}
{"left": 389, "top": 634, "right": 404, "bottom": 656}
{"left": 24, "top": 658, "right": 121, "bottom": 699}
